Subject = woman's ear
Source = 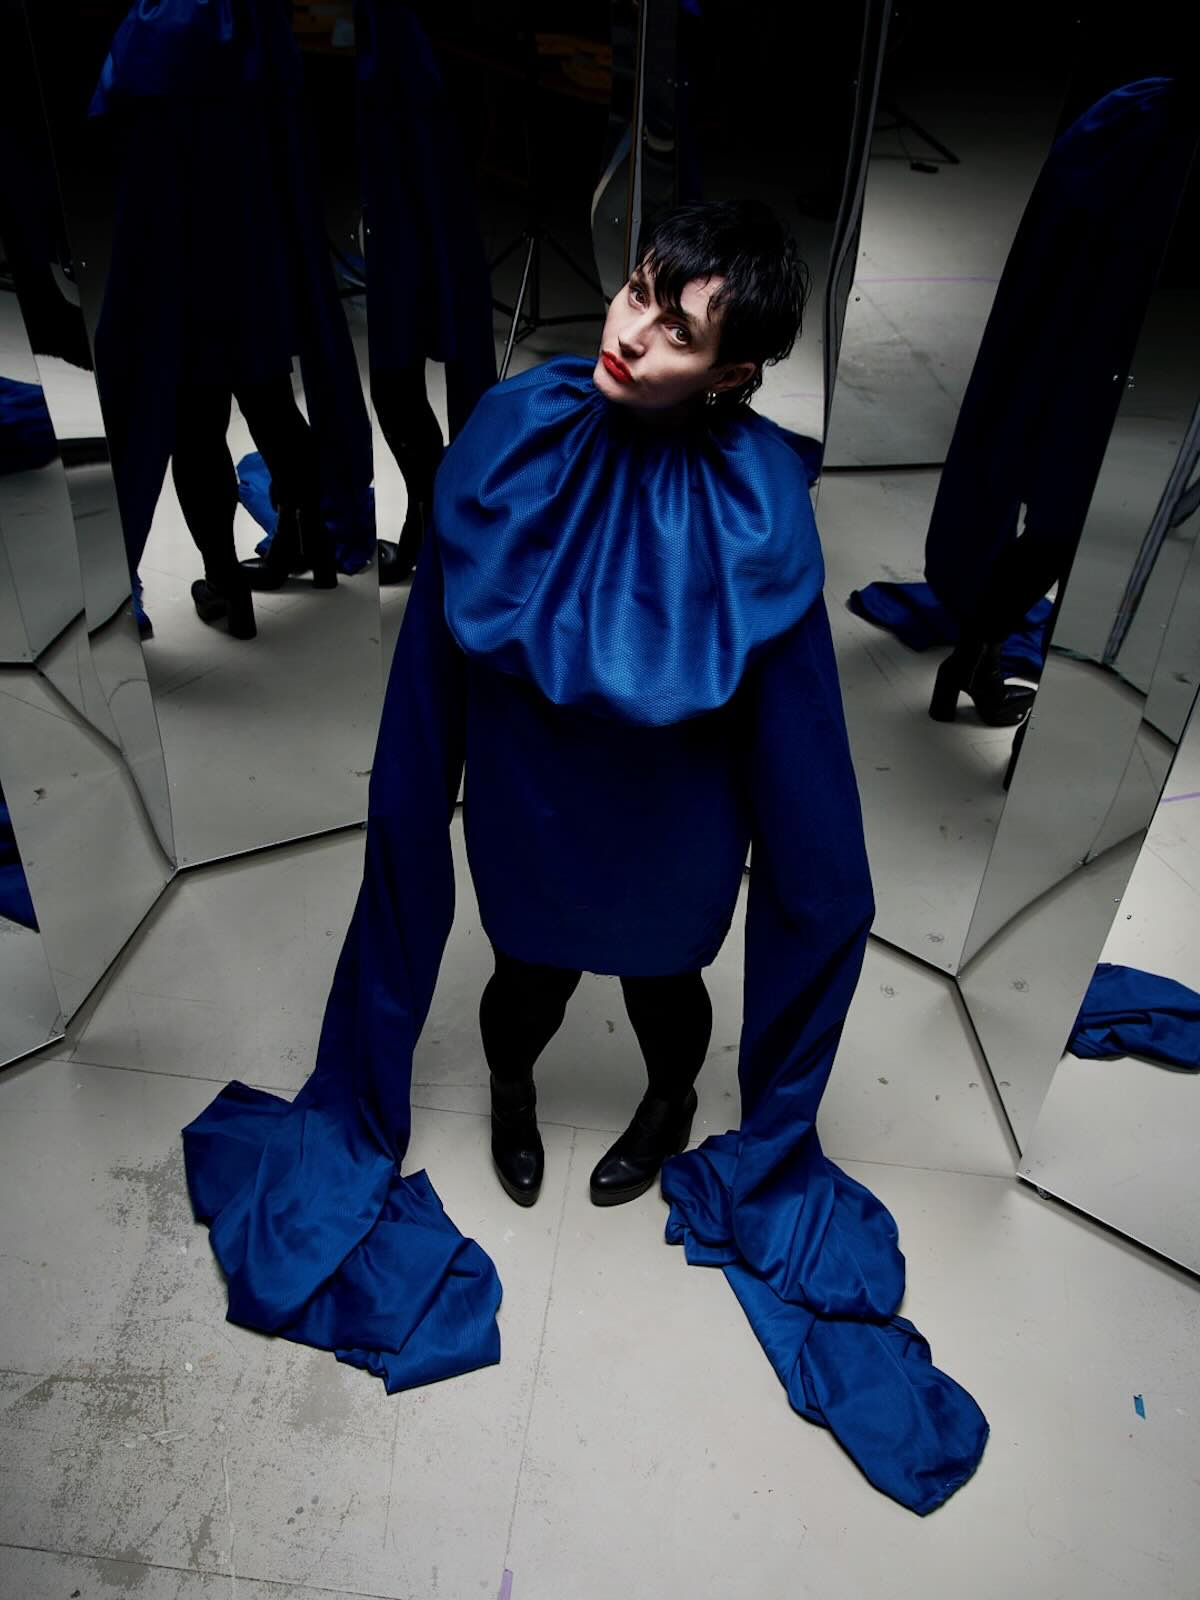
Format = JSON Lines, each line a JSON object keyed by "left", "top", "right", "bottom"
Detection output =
{"left": 709, "top": 360, "right": 758, "bottom": 396}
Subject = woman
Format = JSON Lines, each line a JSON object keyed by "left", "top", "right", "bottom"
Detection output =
{"left": 185, "top": 201, "right": 987, "bottom": 1513}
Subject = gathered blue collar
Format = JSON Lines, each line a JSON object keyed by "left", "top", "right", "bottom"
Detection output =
{"left": 434, "top": 355, "right": 823, "bottom": 725}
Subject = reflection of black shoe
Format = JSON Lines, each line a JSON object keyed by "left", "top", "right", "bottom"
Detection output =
{"left": 242, "top": 503, "right": 336, "bottom": 591}
{"left": 377, "top": 538, "right": 414, "bottom": 586}
{"left": 190, "top": 576, "right": 256, "bottom": 639}
{"left": 377, "top": 498, "right": 426, "bottom": 587}
{"left": 491, "top": 1074, "right": 544, "bottom": 1206}
{"left": 930, "top": 642, "right": 1035, "bottom": 727}
{"left": 589, "top": 1087, "right": 698, "bottom": 1206}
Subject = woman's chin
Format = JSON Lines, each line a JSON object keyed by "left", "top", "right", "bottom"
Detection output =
{"left": 593, "top": 361, "right": 637, "bottom": 404}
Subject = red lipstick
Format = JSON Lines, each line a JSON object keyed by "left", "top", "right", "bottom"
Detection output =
{"left": 602, "top": 351, "right": 633, "bottom": 383}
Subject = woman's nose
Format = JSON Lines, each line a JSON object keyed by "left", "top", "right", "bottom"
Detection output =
{"left": 618, "top": 308, "right": 653, "bottom": 357}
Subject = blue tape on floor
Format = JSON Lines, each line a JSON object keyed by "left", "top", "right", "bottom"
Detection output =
{"left": 1134, "top": 1394, "right": 1146, "bottom": 1419}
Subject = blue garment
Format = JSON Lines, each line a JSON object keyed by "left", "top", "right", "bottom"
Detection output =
{"left": 184, "top": 357, "right": 988, "bottom": 1513}
{"left": 89, "top": 0, "right": 373, "bottom": 573}
{"left": 924, "top": 79, "right": 1199, "bottom": 626}
{"left": 848, "top": 581, "right": 1052, "bottom": 679}
{"left": 1070, "top": 963, "right": 1200, "bottom": 1070}
{"left": 354, "top": 1, "right": 496, "bottom": 407}
{"left": 0, "top": 377, "right": 57, "bottom": 477}
{"left": 0, "top": 795, "right": 38, "bottom": 932}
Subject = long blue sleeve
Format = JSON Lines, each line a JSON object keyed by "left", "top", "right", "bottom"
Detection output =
{"left": 661, "top": 599, "right": 989, "bottom": 1513}
{"left": 182, "top": 544, "right": 502, "bottom": 1390}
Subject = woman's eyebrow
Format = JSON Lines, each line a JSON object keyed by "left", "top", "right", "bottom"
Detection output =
{"left": 633, "top": 272, "right": 705, "bottom": 335}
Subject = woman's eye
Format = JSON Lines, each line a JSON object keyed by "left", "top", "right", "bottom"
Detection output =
{"left": 630, "top": 285, "right": 645, "bottom": 304}
{"left": 670, "top": 327, "right": 689, "bottom": 345}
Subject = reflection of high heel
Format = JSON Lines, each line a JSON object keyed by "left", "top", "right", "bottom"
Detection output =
{"left": 930, "top": 642, "right": 1035, "bottom": 726}
{"left": 378, "top": 435, "right": 441, "bottom": 586}
{"left": 190, "top": 572, "right": 256, "bottom": 639}
{"left": 241, "top": 502, "right": 337, "bottom": 591}
{"left": 377, "top": 496, "right": 427, "bottom": 586}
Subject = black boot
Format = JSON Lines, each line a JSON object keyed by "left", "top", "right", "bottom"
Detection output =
{"left": 190, "top": 568, "right": 256, "bottom": 639}
{"left": 376, "top": 494, "right": 425, "bottom": 586}
{"left": 242, "top": 502, "right": 337, "bottom": 591}
{"left": 589, "top": 1087, "right": 698, "bottom": 1207}
{"left": 929, "top": 640, "right": 1035, "bottom": 726}
{"left": 378, "top": 434, "right": 441, "bottom": 586}
{"left": 490, "top": 1074, "right": 544, "bottom": 1207}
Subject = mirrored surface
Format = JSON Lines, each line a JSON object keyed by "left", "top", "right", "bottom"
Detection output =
{"left": 22, "top": 0, "right": 380, "bottom": 866}
{"left": 822, "top": 5, "right": 1076, "bottom": 468}
{"left": 0, "top": 269, "right": 173, "bottom": 1052}
{"left": 1017, "top": 684, "right": 1200, "bottom": 1272}
{"left": 821, "top": 34, "right": 1199, "bottom": 972}
{"left": 959, "top": 370, "right": 1200, "bottom": 1146}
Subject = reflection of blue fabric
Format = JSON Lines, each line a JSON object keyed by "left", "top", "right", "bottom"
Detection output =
{"left": 90, "top": 0, "right": 372, "bottom": 574}
{"left": 848, "top": 581, "right": 1052, "bottom": 679}
{"left": 184, "top": 358, "right": 987, "bottom": 1514}
{"left": 236, "top": 452, "right": 374, "bottom": 577}
{"left": 0, "top": 378, "right": 57, "bottom": 476}
{"left": 0, "top": 798, "right": 38, "bottom": 931}
{"left": 924, "top": 79, "right": 1199, "bottom": 625}
{"left": 354, "top": 0, "right": 496, "bottom": 411}
{"left": 1070, "top": 963, "right": 1200, "bottom": 1070}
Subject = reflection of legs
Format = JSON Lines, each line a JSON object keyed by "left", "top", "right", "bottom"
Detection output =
{"left": 172, "top": 383, "right": 238, "bottom": 577}
{"left": 371, "top": 364, "right": 445, "bottom": 584}
{"left": 235, "top": 376, "right": 334, "bottom": 590}
{"left": 590, "top": 971, "right": 711, "bottom": 1206}
{"left": 172, "top": 384, "right": 256, "bottom": 638}
{"left": 480, "top": 947, "right": 582, "bottom": 1206}
{"left": 971, "top": 523, "right": 1071, "bottom": 645}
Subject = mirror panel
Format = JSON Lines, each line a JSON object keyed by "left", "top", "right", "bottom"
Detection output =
{"left": 959, "top": 369, "right": 1200, "bottom": 1145}
{"left": 0, "top": 287, "right": 173, "bottom": 1044}
{"left": 23, "top": 0, "right": 380, "bottom": 866}
{"left": 824, "top": 45, "right": 1199, "bottom": 975}
{"left": 822, "top": 8, "right": 1075, "bottom": 468}
{"left": 1017, "top": 684, "right": 1200, "bottom": 1271}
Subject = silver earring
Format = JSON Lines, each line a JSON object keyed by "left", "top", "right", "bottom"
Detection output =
{"left": 705, "top": 390, "right": 717, "bottom": 407}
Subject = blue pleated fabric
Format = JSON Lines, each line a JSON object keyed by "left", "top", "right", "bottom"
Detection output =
{"left": 184, "top": 357, "right": 988, "bottom": 1509}
{"left": 436, "top": 358, "right": 825, "bottom": 725}
{"left": 1069, "top": 963, "right": 1200, "bottom": 1070}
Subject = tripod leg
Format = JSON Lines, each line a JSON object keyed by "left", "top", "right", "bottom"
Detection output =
{"left": 500, "top": 235, "right": 537, "bottom": 381}
{"left": 542, "top": 231, "right": 605, "bottom": 297}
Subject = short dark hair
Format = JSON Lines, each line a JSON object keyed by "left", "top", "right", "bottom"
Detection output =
{"left": 633, "top": 199, "right": 811, "bottom": 413}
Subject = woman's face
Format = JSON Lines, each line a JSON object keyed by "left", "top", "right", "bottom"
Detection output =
{"left": 592, "top": 264, "right": 755, "bottom": 418}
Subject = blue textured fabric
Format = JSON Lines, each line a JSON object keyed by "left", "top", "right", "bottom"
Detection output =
{"left": 847, "top": 580, "right": 1052, "bottom": 679}
{"left": 0, "top": 796, "right": 38, "bottom": 931}
{"left": 184, "top": 359, "right": 988, "bottom": 1511}
{"left": 437, "top": 357, "right": 825, "bottom": 725}
{"left": 1069, "top": 963, "right": 1200, "bottom": 1070}
{"left": 0, "top": 377, "right": 57, "bottom": 477}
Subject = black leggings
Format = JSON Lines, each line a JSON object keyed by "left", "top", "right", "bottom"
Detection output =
{"left": 479, "top": 946, "right": 712, "bottom": 1105}
{"left": 171, "top": 376, "right": 318, "bottom": 580}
